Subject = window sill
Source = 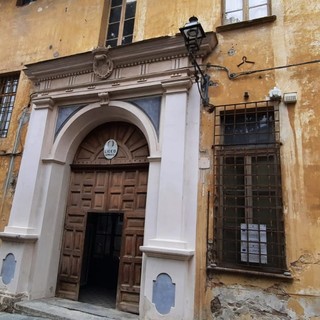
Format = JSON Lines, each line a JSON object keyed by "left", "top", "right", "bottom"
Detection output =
{"left": 207, "top": 265, "right": 293, "bottom": 280}
{"left": 216, "top": 15, "right": 277, "bottom": 33}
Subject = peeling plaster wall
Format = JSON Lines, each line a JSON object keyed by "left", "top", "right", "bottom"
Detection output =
{"left": 0, "top": 0, "right": 104, "bottom": 71}
{"left": 204, "top": 273, "right": 320, "bottom": 320}
{"left": 210, "top": 284, "right": 320, "bottom": 320}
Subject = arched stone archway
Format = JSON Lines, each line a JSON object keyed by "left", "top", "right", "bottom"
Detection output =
{"left": 0, "top": 97, "right": 160, "bottom": 305}
{"left": 56, "top": 122, "right": 149, "bottom": 313}
{"left": 50, "top": 101, "right": 159, "bottom": 165}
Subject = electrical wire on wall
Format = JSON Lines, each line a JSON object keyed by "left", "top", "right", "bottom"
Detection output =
{"left": 205, "top": 58, "right": 320, "bottom": 80}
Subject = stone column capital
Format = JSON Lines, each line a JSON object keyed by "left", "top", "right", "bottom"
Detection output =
{"left": 32, "top": 96, "right": 55, "bottom": 110}
{"left": 161, "top": 78, "right": 192, "bottom": 94}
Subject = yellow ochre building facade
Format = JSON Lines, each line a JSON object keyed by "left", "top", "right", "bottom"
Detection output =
{"left": 0, "top": 1, "right": 319, "bottom": 319}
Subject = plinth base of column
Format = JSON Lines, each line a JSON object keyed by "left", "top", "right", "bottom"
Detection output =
{"left": 0, "top": 290, "right": 28, "bottom": 312}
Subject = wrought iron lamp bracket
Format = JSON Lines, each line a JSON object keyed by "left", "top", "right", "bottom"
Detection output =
{"left": 180, "top": 17, "right": 215, "bottom": 113}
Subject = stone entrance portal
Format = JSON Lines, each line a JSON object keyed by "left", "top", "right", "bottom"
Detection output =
{"left": 56, "top": 122, "right": 149, "bottom": 314}
{"left": 0, "top": 34, "right": 217, "bottom": 319}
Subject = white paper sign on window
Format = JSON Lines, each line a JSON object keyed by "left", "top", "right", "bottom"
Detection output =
{"left": 240, "top": 223, "right": 267, "bottom": 264}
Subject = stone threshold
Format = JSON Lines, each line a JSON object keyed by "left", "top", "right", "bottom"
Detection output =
{"left": 14, "top": 297, "right": 139, "bottom": 320}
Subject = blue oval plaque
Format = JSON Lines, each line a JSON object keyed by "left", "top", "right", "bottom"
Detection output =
{"left": 103, "top": 139, "right": 118, "bottom": 160}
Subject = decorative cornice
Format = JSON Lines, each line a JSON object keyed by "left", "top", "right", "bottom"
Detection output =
{"left": 24, "top": 32, "right": 218, "bottom": 84}
{"left": 36, "top": 69, "right": 93, "bottom": 83}
{"left": 114, "top": 54, "right": 186, "bottom": 69}
{"left": 108, "top": 32, "right": 217, "bottom": 68}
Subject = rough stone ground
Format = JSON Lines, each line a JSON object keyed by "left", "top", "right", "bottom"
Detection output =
{"left": 0, "top": 313, "right": 47, "bottom": 319}
{"left": 11, "top": 298, "right": 139, "bottom": 320}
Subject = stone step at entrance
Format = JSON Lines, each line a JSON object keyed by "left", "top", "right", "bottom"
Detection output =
{"left": 14, "top": 298, "right": 139, "bottom": 320}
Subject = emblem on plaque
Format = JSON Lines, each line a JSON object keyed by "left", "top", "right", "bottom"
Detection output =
{"left": 93, "top": 47, "right": 114, "bottom": 79}
{"left": 104, "top": 139, "right": 118, "bottom": 159}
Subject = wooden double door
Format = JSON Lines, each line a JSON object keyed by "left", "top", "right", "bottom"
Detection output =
{"left": 56, "top": 166, "right": 148, "bottom": 314}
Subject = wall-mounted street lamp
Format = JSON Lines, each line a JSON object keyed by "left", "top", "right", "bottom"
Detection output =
{"left": 268, "top": 86, "right": 282, "bottom": 101}
{"left": 180, "top": 16, "right": 213, "bottom": 111}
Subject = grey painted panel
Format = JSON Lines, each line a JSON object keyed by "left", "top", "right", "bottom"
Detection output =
{"left": 1, "top": 253, "right": 16, "bottom": 285}
{"left": 152, "top": 273, "right": 175, "bottom": 315}
{"left": 129, "top": 96, "right": 161, "bottom": 135}
{"left": 55, "top": 104, "right": 85, "bottom": 137}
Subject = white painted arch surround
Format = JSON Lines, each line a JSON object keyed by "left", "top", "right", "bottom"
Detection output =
{"left": 0, "top": 81, "right": 200, "bottom": 320}
{"left": 51, "top": 100, "right": 160, "bottom": 164}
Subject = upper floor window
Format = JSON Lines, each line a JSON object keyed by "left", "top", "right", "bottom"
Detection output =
{"left": 223, "top": 0, "right": 270, "bottom": 24}
{"left": 212, "top": 101, "right": 286, "bottom": 274}
{"left": 16, "top": 0, "right": 36, "bottom": 6}
{"left": 106, "top": 0, "right": 137, "bottom": 48}
{"left": 0, "top": 75, "right": 19, "bottom": 138}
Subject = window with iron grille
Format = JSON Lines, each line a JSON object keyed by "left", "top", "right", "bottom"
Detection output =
{"left": 222, "top": 0, "right": 271, "bottom": 25}
{"left": 212, "top": 101, "right": 286, "bottom": 274}
{"left": 0, "top": 75, "right": 19, "bottom": 138}
{"left": 106, "top": 0, "right": 136, "bottom": 48}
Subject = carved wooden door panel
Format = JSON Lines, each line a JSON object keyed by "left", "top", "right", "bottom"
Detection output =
{"left": 113, "top": 169, "right": 148, "bottom": 314}
{"left": 56, "top": 168, "right": 148, "bottom": 311}
{"left": 56, "top": 171, "right": 93, "bottom": 300}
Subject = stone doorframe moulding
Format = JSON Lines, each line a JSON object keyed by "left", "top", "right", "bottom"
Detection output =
{"left": 0, "top": 33, "right": 218, "bottom": 319}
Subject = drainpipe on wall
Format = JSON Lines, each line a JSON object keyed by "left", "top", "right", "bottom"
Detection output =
{"left": 0, "top": 106, "right": 30, "bottom": 219}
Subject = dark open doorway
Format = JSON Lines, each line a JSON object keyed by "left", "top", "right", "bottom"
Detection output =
{"left": 79, "top": 212, "right": 124, "bottom": 308}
